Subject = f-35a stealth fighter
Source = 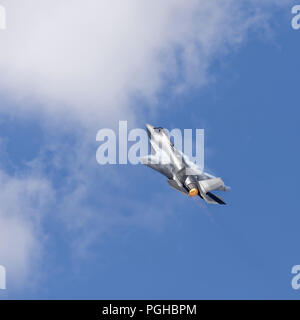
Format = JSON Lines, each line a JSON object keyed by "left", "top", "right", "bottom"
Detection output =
{"left": 141, "top": 124, "right": 230, "bottom": 205}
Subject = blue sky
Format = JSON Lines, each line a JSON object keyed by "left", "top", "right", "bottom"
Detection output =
{"left": 0, "top": 1, "right": 299, "bottom": 299}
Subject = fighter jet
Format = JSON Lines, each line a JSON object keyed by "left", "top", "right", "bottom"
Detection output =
{"left": 140, "top": 124, "right": 230, "bottom": 205}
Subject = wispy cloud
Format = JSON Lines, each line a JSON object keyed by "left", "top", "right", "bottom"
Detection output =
{"left": 0, "top": 170, "right": 54, "bottom": 290}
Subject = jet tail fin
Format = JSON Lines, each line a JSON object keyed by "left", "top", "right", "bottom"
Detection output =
{"left": 204, "top": 192, "right": 226, "bottom": 205}
{"left": 198, "top": 177, "right": 225, "bottom": 193}
{"left": 198, "top": 178, "right": 228, "bottom": 205}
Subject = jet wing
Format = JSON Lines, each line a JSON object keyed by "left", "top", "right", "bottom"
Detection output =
{"left": 167, "top": 179, "right": 189, "bottom": 196}
{"left": 140, "top": 155, "right": 173, "bottom": 179}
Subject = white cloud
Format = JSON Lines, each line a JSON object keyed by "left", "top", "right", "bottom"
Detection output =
{"left": 0, "top": 171, "right": 54, "bottom": 289}
{"left": 0, "top": 0, "right": 291, "bottom": 125}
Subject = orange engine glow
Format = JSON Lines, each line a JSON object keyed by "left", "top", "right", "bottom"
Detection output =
{"left": 189, "top": 188, "right": 198, "bottom": 197}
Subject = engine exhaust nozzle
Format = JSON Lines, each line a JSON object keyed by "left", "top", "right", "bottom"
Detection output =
{"left": 187, "top": 183, "right": 199, "bottom": 197}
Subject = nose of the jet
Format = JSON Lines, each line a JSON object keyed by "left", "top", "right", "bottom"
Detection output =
{"left": 146, "top": 124, "right": 154, "bottom": 131}
{"left": 146, "top": 124, "right": 154, "bottom": 136}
